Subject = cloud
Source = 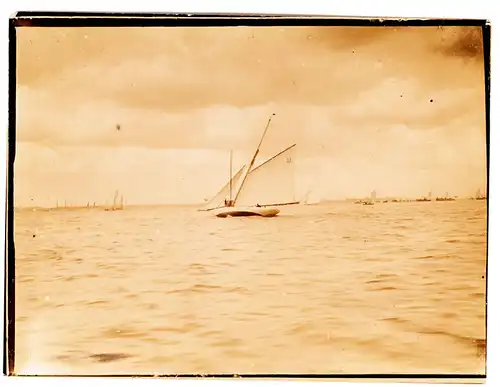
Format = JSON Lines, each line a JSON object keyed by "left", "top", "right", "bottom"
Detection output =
{"left": 434, "top": 26, "right": 484, "bottom": 59}
{"left": 18, "top": 26, "right": 484, "bottom": 112}
{"left": 17, "top": 76, "right": 484, "bottom": 157}
{"left": 17, "top": 28, "right": 380, "bottom": 111}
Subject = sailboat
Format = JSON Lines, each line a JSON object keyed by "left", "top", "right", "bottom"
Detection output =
{"left": 105, "top": 190, "right": 124, "bottom": 211}
{"left": 475, "top": 188, "right": 486, "bottom": 200}
{"left": 204, "top": 114, "right": 299, "bottom": 218}
{"left": 436, "top": 191, "right": 456, "bottom": 201}
{"left": 302, "top": 190, "right": 312, "bottom": 204}
{"left": 302, "top": 189, "right": 321, "bottom": 206}
{"left": 416, "top": 191, "right": 432, "bottom": 202}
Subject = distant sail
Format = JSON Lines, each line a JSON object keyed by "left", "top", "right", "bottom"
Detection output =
{"left": 301, "top": 189, "right": 312, "bottom": 203}
{"left": 234, "top": 144, "right": 297, "bottom": 207}
{"left": 113, "top": 190, "right": 119, "bottom": 209}
{"left": 304, "top": 190, "right": 321, "bottom": 205}
{"left": 202, "top": 165, "right": 246, "bottom": 211}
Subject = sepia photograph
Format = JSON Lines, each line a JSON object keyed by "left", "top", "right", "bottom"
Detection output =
{"left": 8, "top": 14, "right": 489, "bottom": 378}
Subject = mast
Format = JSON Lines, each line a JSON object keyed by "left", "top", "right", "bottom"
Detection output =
{"left": 233, "top": 113, "right": 275, "bottom": 205}
{"left": 113, "top": 190, "right": 119, "bottom": 210}
{"left": 229, "top": 150, "right": 233, "bottom": 203}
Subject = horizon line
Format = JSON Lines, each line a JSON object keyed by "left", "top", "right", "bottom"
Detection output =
{"left": 13, "top": 195, "right": 486, "bottom": 210}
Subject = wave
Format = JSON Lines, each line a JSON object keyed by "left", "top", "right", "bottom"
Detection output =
{"left": 88, "top": 352, "right": 132, "bottom": 363}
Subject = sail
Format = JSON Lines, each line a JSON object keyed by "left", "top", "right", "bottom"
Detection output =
{"left": 234, "top": 144, "right": 297, "bottom": 207}
{"left": 113, "top": 190, "right": 119, "bottom": 208}
{"left": 202, "top": 165, "right": 246, "bottom": 210}
{"left": 301, "top": 190, "right": 312, "bottom": 203}
{"left": 304, "top": 190, "right": 321, "bottom": 205}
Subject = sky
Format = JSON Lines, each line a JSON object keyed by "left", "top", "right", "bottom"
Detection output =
{"left": 15, "top": 25, "right": 487, "bottom": 206}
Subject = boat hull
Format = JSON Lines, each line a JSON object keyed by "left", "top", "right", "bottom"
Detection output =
{"left": 214, "top": 207, "right": 280, "bottom": 218}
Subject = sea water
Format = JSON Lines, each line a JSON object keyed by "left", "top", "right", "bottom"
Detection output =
{"left": 14, "top": 200, "right": 487, "bottom": 375}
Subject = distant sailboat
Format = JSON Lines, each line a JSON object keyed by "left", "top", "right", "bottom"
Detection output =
{"left": 436, "top": 191, "right": 456, "bottom": 201}
{"left": 203, "top": 114, "right": 299, "bottom": 218}
{"left": 416, "top": 191, "right": 432, "bottom": 202}
{"left": 475, "top": 188, "right": 486, "bottom": 200}
{"left": 302, "top": 189, "right": 321, "bottom": 205}
{"left": 105, "top": 190, "right": 124, "bottom": 211}
{"left": 356, "top": 189, "right": 377, "bottom": 205}
{"left": 302, "top": 190, "right": 312, "bottom": 204}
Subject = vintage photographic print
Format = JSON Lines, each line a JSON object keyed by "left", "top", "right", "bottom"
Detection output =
{"left": 8, "top": 14, "right": 488, "bottom": 378}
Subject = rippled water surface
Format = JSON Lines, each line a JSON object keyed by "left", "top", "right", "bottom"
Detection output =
{"left": 14, "top": 200, "right": 487, "bottom": 375}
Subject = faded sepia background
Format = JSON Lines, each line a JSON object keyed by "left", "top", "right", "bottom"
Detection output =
{"left": 16, "top": 26, "right": 486, "bottom": 206}
{"left": 14, "top": 25, "right": 487, "bottom": 376}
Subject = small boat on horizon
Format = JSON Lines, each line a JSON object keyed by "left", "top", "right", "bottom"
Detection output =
{"left": 105, "top": 190, "right": 124, "bottom": 211}
{"left": 435, "top": 192, "right": 456, "bottom": 202}
{"left": 475, "top": 188, "right": 487, "bottom": 200}
{"left": 301, "top": 189, "right": 321, "bottom": 206}
{"left": 416, "top": 191, "right": 432, "bottom": 202}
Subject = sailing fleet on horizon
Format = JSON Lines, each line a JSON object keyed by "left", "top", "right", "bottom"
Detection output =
{"left": 19, "top": 114, "right": 487, "bottom": 214}
{"left": 27, "top": 189, "right": 125, "bottom": 212}
{"left": 19, "top": 183, "right": 486, "bottom": 214}
{"left": 352, "top": 189, "right": 487, "bottom": 206}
